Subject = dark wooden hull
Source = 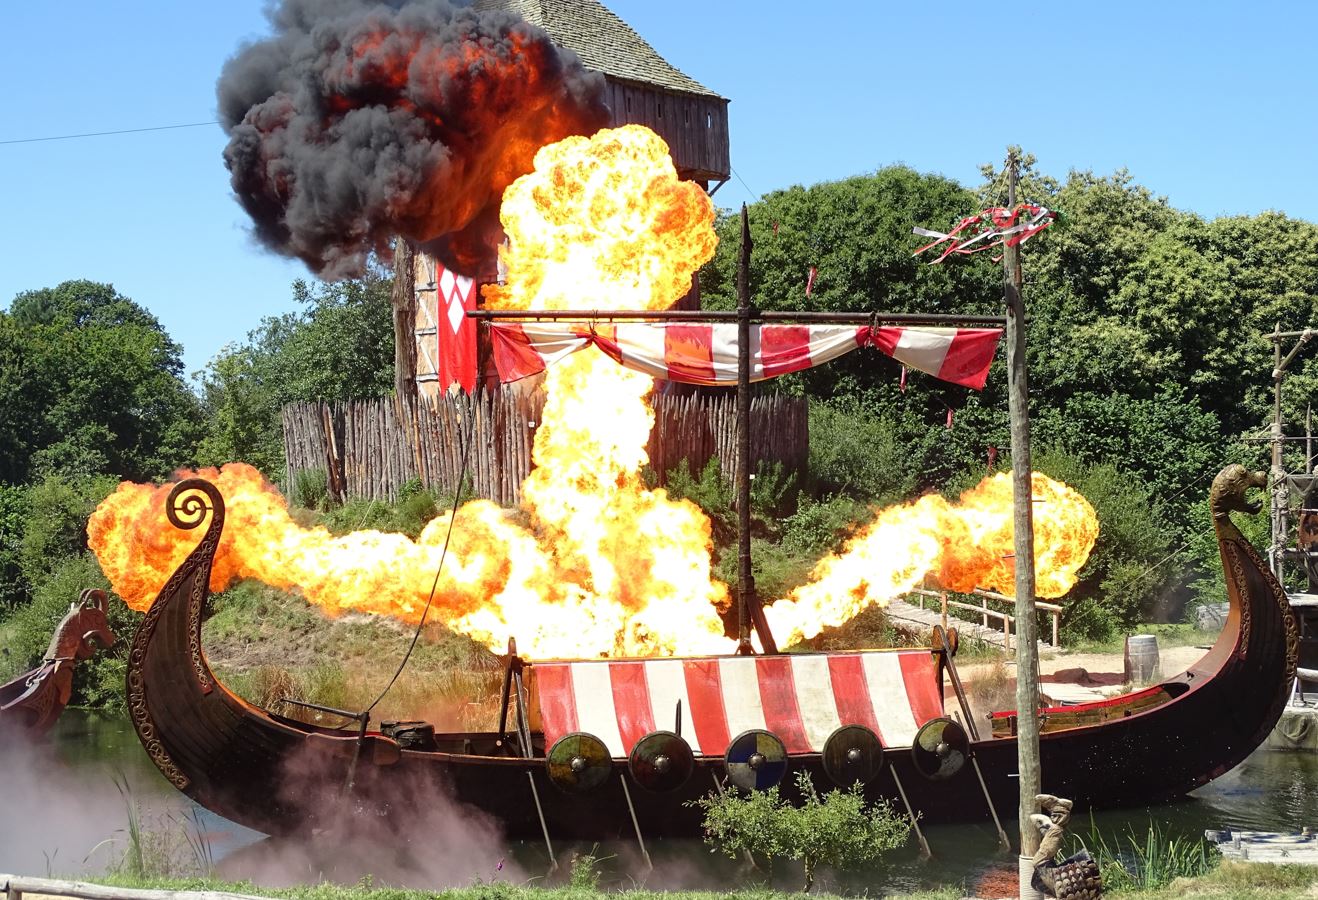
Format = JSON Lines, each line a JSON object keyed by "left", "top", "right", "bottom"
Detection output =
{"left": 0, "top": 663, "right": 67, "bottom": 737}
{"left": 128, "top": 470, "right": 1298, "bottom": 839}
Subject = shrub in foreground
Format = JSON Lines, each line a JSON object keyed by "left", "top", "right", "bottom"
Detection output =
{"left": 689, "top": 770, "right": 910, "bottom": 892}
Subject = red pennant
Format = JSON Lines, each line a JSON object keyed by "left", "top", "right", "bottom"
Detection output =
{"left": 773, "top": 221, "right": 780, "bottom": 235}
{"left": 435, "top": 259, "right": 480, "bottom": 394}
{"left": 805, "top": 266, "right": 817, "bottom": 296}
{"left": 987, "top": 445, "right": 998, "bottom": 471}
{"left": 899, "top": 366, "right": 908, "bottom": 393}
{"left": 945, "top": 407, "right": 954, "bottom": 429}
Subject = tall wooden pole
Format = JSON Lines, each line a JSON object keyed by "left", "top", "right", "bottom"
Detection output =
{"left": 735, "top": 204, "right": 777, "bottom": 654}
{"left": 736, "top": 205, "right": 754, "bottom": 652}
{"left": 1002, "top": 152, "right": 1042, "bottom": 875}
{"left": 1272, "top": 324, "right": 1286, "bottom": 580}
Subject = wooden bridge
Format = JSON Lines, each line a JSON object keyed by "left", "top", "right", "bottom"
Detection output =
{"left": 887, "top": 588, "right": 1061, "bottom": 650}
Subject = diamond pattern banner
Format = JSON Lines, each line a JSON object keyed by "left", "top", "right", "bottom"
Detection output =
{"left": 436, "top": 261, "right": 479, "bottom": 393}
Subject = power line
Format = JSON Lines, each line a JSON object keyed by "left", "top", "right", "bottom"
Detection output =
{"left": 731, "top": 165, "right": 759, "bottom": 200}
{"left": 0, "top": 121, "right": 220, "bottom": 146}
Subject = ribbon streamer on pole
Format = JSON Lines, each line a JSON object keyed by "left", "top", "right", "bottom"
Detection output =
{"left": 913, "top": 203, "right": 1059, "bottom": 264}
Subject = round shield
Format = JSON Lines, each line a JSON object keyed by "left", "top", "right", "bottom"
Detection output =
{"left": 724, "top": 729, "right": 788, "bottom": 791}
{"left": 628, "top": 730, "right": 695, "bottom": 792}
{"left": 946, "top": 627, "right": 959, "bottom": 657}
{"left": 821, "top": 724, "right": 884, "bottom": 787}
{"left": 911, "top": 717, "right": 969, "bottom": 781}
{"left": 546, "top": 732, "right": 612, "bottom": 794}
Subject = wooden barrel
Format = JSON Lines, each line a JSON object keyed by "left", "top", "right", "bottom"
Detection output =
{"left": 1124, "top": 634, "right": 1159, "bottom": 683}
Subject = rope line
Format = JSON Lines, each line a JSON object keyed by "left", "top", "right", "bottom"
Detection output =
{"left": 0, "top": 121, "right": 219, "bottom": 146}
{"left": 364, "top": 399, "right": 477, "bottom": 715}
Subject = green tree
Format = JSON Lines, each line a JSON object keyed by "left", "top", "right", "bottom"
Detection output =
{"left": 197, "top": 270, "right": 395, "bottom": 475}
{"left": 1, "top": 281, "right": 204, "bottom": 483}
{"left": 701, "top": 166, "right": 1000, "bottom": 404}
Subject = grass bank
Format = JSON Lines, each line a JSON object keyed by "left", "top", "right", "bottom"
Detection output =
{"left": 202, "top": 581, "right": 504, "bottom": 731}
{"left": 89, "top": 874, "right": 964, "bottom": 900}
{"left": 76, "top": 861, "right": 1318, "bottom": 900}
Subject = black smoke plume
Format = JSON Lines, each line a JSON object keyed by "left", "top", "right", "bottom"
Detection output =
{"left": 218, "top": 0, "right": 610, "bottom": 279}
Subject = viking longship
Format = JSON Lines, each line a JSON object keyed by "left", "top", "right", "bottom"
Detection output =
{"left": 1, "top": 589, "right": 115, "bottom": 738}
{"left": 123, "top": 311, "right": 1299, "bottom": 845}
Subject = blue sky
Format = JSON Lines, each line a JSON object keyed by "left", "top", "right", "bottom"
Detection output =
{"left": 3, "top": 2, "right": 1315, "bottom": 377}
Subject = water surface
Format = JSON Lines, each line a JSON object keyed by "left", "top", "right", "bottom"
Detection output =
{"left": 5, "top": 711, "right": 1314, "bottom": 893}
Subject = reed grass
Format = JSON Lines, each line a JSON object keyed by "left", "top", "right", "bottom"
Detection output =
{"left": 1076, "top": 815, "right": 1218, "bottom": 891}
{"left": 103, "top": 775, "right": 216, "bottom": 879}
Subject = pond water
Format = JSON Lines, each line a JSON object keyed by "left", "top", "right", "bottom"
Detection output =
{"left": 3, "top": 711, "right": 1316, "bottom": 894}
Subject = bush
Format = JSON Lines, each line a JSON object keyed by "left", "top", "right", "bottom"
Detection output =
{"left": 715, "top": 537, "right": 816, "bottom": 608}
{"left": 689, "top": 770, "right": 910, "bottom": 892}
{"left": 291, "top": 467, "right": 329, "bottom": 511}
{"left": 0, "top": 484, "right": 30, "bottom": 611}
{"left": 808, "top": 403, "right": 918, "bottom": 504}
{"left": 780, "top": 494, "right": 868, "bottom": 557}
{"left": 17, "top": 473, "right": 118, "bottom": 587}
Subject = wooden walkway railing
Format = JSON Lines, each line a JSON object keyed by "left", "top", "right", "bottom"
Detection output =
{"left": 282, "top": 388, "right": 808, "bottom": 506}
{"left": 906, "top": 587, "right": 1062, "bottom": 648}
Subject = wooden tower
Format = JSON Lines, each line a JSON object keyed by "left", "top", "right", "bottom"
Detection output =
{"left": 402, "top": 0, "right": 730, "bottom": 398}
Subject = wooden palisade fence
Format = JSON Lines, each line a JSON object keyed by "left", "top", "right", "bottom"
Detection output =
{"left": 282, "top": 388, "right": 808, "bottom": 507}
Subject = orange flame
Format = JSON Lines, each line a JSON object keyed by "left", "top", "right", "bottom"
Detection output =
{"left": 91, "top": 126, "right": 730, "bottom": 659}
{"left": 763, "top": 472, "right": 1098, "bottom": 646}
{"left": 88, "top": 124, "right": 1100, "bottom": 660}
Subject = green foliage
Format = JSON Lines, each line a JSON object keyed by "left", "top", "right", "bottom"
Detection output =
{"left": 1, "top": 280, "right": 204, "bottom": 483}
{"left": 317, "top": 488, "right": 445, "bottom": 540}
{"left": 567, "top": 847, "right": 610, "bottom": 891}
{"left": 1032, "top": 385, "right": 1222, "bottom": 534}
{"left": 17, "top": 474, "right": 118, "bottom": 586}
{"left": 196, "top": 270, "right": 395, "bottom": 477}
{"left": 0, "top": 484, "right": 30, "bottom": 611}
{"left": 110, "top": 776, "right": 216, "bottom": 879}
{"left": 1077, "top": 817, "right": 1219, "bottom": 892}
{"left": 661, "top": 457, "right": 735, "bottom": 542}
{"left": 690, "top": 770, "right": 909, "bottom": 892}
{"left": 291, "top": 467, "right": 331, "bottom": 510}
{"left": 806, "top": 402, "right": 918, "bottom": 504}
{"left": 779, "top": 494, "right": 868, "bottom": 558}
{"left": 1028, "top": 449, "right": 1179, "bottom": 641}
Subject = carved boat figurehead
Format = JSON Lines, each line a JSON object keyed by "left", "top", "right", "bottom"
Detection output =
{"left": 45, "top": 588, "right": 117, "bottom": 665}
{"left": 1210, "top": 464, "right": 1268, "bottom": 522}
{"left": 1, "top": 588, "right": 117, "bottom": 735}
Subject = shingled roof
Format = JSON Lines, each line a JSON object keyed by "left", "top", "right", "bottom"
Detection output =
{"left": 473, "top": 0, "right": 722, "bottom": 98}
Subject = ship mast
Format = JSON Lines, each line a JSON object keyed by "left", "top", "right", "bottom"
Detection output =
{"left": 735, "top": 204, "right": 778, "bottom": 653}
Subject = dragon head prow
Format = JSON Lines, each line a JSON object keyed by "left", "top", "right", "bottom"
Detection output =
{"left": 1210, "top": 465, "right": 1268, "bottom": 519}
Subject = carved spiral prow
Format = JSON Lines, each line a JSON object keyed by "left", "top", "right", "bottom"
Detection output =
{"left": 166, "top": 478, "right": 225, "bottom": 535}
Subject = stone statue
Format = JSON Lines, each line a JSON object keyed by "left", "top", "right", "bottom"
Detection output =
{"left": 1030, "top": 794, "right": 1102, "bottom": 900}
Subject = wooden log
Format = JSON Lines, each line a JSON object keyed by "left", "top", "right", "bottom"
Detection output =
{"left": 1, "top": 873, "right": 268, "bottom": 900}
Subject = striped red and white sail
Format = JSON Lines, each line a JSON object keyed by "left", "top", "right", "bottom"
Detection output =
{"left": 490, "top": 322, "right": 1001, "bottom": 390}
{"left": 534, "top": 649, "right": 943, "bottom": 759}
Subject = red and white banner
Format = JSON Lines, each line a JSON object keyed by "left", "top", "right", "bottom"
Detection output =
{"left": 436, "top": 261, "right": 480, "bottom": 394}
{"left": 534, "top": 649, "right": 943, "bottom": 758}
{"left": 491, "top": 322, "right": 1001, "bottom": 390}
